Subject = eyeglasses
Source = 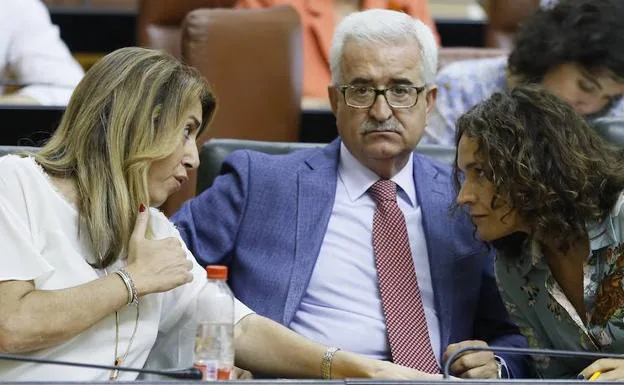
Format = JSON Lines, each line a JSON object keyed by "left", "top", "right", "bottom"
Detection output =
{"left": 338, "top": 84, "right": 426, "bottom": 109}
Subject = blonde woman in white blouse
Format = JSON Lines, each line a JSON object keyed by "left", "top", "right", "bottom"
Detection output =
{"left": 0, "top": 47, "right": 440, "bottom": 381}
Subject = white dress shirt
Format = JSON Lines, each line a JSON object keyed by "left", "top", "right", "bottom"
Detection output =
{"left": 0, "top": 0, "right": 84, "bottom": 105}
{"left": 290, "top": 143, "right": 441, "bottom": 363}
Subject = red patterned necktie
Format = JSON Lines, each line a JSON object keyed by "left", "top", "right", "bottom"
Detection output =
{"left": 369, "top": 179, "right": 439, "bottom": 373}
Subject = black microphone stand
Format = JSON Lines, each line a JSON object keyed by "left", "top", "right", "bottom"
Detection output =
{"left": 0, "top": 352, "right": 202, "bottom": 380}
{"left": 443, "top": 346, "right": 624, "bottom": 379}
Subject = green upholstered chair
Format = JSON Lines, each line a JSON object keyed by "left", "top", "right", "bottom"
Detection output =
{"left": 196, "top": 138, "right": 456, "bottom": 194}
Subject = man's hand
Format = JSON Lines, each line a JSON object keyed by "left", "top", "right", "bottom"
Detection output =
{"left": 232, "top": 366, "right": 253, "bottom": 379}
{"left": 443, "top": 340, "right": 499, "bottom": 379}
{"left": 579, "top": 359, "right": 624, "bottom": 381}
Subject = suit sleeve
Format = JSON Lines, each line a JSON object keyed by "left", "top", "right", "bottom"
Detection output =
{"left": 473, "top": 249, "right": 532, "bottom": 378}
{"left": 171, "top": 151, "right": 251, "bottom": 267}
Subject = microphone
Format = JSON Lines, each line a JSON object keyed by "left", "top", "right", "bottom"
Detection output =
{"left": 442, "top": 345, "right": 624, "bottom": 379}
{"left": 0, "top": 352, "right": 202, "bottom": 380}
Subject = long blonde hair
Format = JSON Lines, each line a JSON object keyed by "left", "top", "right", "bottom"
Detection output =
{"left": 33, "top": 47, "right": 215, "bottom": 267}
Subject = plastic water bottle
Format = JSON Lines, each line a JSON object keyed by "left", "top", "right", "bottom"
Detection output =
{"left": 194, "top": 265, "right": 234, "bottom": 380}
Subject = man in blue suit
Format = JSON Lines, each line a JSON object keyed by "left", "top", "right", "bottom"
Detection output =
{"left": 173, "top": 9, "right": 529, "bottom": 379}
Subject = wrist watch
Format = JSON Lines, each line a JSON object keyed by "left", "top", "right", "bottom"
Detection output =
{"left": 494, "top": 356, "right": 508, "bottom": 379}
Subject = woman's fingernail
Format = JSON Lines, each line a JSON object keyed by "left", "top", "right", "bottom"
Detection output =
{"left": 139, "top": 204, "right": 145, "bottom": 213}
{"left": 577, "top": 373, "right": 585, "bottom": 380}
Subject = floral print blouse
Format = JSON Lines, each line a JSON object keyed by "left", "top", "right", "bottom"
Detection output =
{"left": 496, "top": 194, "right": 624, "bottom": 378}
{"left": 422, "top": 56, "right": 624, "bottom": 146}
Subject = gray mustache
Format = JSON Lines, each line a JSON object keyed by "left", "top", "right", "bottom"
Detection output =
{"left": 359, "top": 119, "right": 401, "bottom": 134}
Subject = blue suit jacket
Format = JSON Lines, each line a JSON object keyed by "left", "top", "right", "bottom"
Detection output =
{"left": 173, "top": 140, "right": 530, "bottom": 377}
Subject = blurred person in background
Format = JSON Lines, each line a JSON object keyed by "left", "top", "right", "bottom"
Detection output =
{"left": 237, "top": 0, "right": 439, "bottom": 105}
{"left": 0, "top": 0, "right": 84, "bottom": 105}
{"left": 478, "top": 0, "right": 540, "bottom": 49}
{"left": 455, "top": 85, "right": 624, "bottom": 379}
{"left": 425, "top": 0, "right": 624, "bottom": 146}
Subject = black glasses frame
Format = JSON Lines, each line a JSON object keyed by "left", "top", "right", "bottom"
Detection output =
{"left": 338, "top": 84, "right": 427, "bottom": 109}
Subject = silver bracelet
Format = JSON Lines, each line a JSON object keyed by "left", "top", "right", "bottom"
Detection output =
{"left": 115, "top": 269, "right": 139, "bottom": 306}
{"left": 320, "top": 346, "right": 340, "bottom": 379}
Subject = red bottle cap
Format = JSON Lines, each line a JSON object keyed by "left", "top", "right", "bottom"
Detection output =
{"left": 206, "top": 265, "right": 228, "bottom": 280}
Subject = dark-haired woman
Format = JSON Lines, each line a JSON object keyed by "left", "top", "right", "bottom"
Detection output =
{"left": 454, "top": 85, "right": 624, "bottom": 379}
{"left": 425, "top": 0, "right": 624, "bottom": 146}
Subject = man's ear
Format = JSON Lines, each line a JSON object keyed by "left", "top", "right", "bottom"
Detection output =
{"left": 328, "top": 85, "right": 339, "bottom": 115}
{"left": 425, "top": 85, "right": 437, "bottom": 114}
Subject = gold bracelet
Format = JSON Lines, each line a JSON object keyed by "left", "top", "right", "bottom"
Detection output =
{"left": 320, "top": 346, "right": 340, "bottom": 379}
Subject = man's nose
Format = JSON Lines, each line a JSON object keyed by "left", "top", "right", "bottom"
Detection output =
{"left": 368, "top": 93, "right": 393, "bottom": 122}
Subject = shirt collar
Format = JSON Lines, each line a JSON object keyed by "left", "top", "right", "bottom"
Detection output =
{"left": 611, "top": 190, "right": 624, "bottom": 217}
{"left": 338, "top": 142, "right": 416, "bottom": 206}
{"left": 586, "top": 190, "right": 624, "bottom": 251}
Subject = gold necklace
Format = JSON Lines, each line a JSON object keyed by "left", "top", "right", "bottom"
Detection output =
{"left": 110, "top": 302, "right": 140, "bottom": 380}
{"left": 100, "top": 261, "right": 140, "bottom": 381}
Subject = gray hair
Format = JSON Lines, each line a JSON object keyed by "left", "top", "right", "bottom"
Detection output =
{"left": 329, "top": 9, "right": 438, "bottom": 85}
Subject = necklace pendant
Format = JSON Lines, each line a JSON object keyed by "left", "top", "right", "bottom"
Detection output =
{"left": 109, "top": 368, "right": 120, "bottom": 381}
{"left": 109, "top": 358, "right": 122, "bottom": 381}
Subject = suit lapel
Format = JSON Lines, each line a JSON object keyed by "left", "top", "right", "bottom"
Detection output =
{"left": 413, "top": 155, "right": 456, "bottom": 354}
{"left": 283, "top": 140, "right": 340, "bottom": 325}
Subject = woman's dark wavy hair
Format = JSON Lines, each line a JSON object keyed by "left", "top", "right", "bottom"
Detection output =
{"left": 452, "top": 85, "right": 624, "bottom": 256}
{"left": 509, "top": 0, "right": 624, "bottom": 83}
